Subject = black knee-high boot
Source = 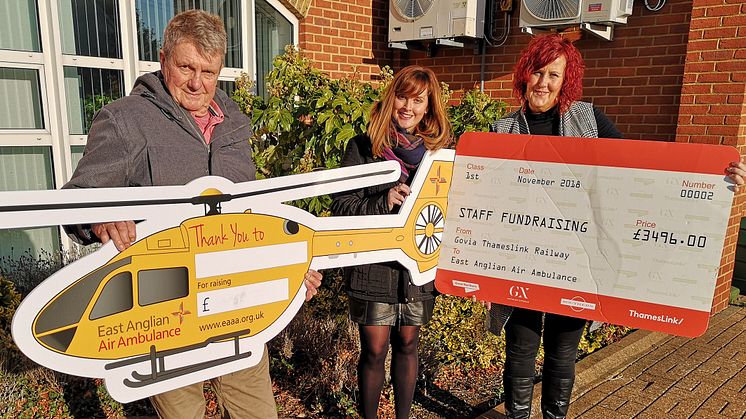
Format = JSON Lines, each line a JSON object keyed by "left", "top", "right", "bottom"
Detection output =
{"left": 540, "top": 377, "right": 574, "bottom": 419}
{"left": 503, "top": 375, "right": 534, "bottom": 419}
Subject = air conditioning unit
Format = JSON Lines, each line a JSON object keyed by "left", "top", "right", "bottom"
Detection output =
{"left": 389, "top": 0, "right": 485, "bottom": 44}
{"left": 519, "top": 0, "right": 634, "bottom": 40}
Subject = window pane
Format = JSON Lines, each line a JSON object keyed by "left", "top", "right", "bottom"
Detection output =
{"left": 59, "top": 0, "right": 122, "bottom": 58}
{"left": 90, "top": 271, "right": 133, "bottom": 320}
{"left": 138, "top": 267, "right": 189, "bottom": 306}
{"left": 0, "top": 0, "right": 41, "bottom": 52}
{"left": 0, "top": 67, "right": 44, "bottom": 129}
{"left": 71, "top": 145, "right": 85, "bottom": 171}
{"left": 218, "top": 80, "right": 235, "bottom": 96}
{"left": 255, "top": 0, "right": 293, "bottom": 98}
{"left": 0, "top": 146, "right": 60, "bottom": 261}
{"left": 64, "top": 67, "right": 124, "bottom": 135}
{"left": 135, "top": 0, "right": 242, "bottom": 68}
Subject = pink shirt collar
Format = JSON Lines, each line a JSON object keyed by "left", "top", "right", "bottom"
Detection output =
{"left": 191, "top": 100, "right": 225, "bottom": 144}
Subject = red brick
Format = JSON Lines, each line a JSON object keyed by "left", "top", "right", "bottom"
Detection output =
{"left": 710, "top": 104, "right": 744, "bottom": 115}
{"left": 722, "top": 14, "right": 746, "bottom": 26}
{"left": 716, "top": 61, "right": 746, "bottom": 72}
{"left": 656, "top": 12, "right": 691, "bottom": 25}
{"left": 636, "top": 66, "right": 665, "bottom": 76}
{"left": 690, "top": 17, "right": 723, "bottom": 29}
{"left": 323, "top": 9, "right": 339, "bottom": 19}
{"left": 697, "top": 73, "right": 731, "bottom": 83}
{"left": 692, "top": 0, "right": 727, "bottom": 7}
{"left": 695, "top": 94, "right": 729, "bottom": 104}
{"left": 704, "top": 27, "right": 740, "bottom": 39}
{"left": 623, "top": 57, "right": 654, "bottom": 67}
{"left": 705, "top": 4, "right": 742, "bottom": 16}
{"left": 686, "top": 39, "right": 720, "bottom": 51}
{"left": 681, "top": 84, "right": 713, "bottom": 94}
{"left": 693, "top": 115, "right": 726, "bottom": 125}
{"left": 708, "top": 125, "right": 740, "bottom": 136}
{"left": 652, "top": 55, "right": 685, "bottom": 66}
{"left": 678, "top": 125, "right": 708, "bottom": 135}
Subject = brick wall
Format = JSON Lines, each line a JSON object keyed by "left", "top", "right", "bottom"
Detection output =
{"left": 298, "top": 0, "right": 391, "bottom": 81}
{"left": 676, "top": 0, "right": 746, "bottom": 312}
{"left": 298, "top": 0, "right": 694, "bottom": 143}
{"left": 404, "top": 0, "right": 693, "bottom": 141}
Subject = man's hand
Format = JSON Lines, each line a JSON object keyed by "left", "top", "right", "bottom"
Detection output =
{"left": 303, "top": 270, "right": 323, "bottom": 301}
{"left": 92, "top": 221, "right": 136, "bottom": 251}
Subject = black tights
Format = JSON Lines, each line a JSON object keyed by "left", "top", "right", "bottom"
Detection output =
{"left": 357, "top": 325, "right": 421, "bottom": 419}
{"left": 504, "top": 308, "right": 587, "bottom": 380}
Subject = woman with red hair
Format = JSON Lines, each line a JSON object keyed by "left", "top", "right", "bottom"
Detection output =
{"left": 490, "top": 34, "right": 746, "bottom": 419}
{"left": 492, "top": 33, "right": 620, "bottom": 138}
{"left": 332, "top": 65, "right": 451, "bottom": 418}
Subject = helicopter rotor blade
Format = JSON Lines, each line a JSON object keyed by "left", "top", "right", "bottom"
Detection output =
{"left": 0, "top": 161, "right": 400, "bottom": 229}
{"left": 222, "top": 160, "right": 400, "bottom": 210}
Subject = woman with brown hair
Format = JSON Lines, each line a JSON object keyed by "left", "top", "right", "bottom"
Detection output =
{"left": 332, "top": 65, "right": 451, "bottom": 418}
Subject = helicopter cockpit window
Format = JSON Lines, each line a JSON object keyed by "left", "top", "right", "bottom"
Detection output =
{"left": 90, "top": 272, "right": 133, "bottom": 320}
{"left": 138, "top": 267, "right": 189, "bottom": 306}
{"left": 35, "top": 257, "right": 131, "bottom": 335}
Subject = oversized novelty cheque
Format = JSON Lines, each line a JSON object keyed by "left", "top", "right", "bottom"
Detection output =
{"left": 436, "top": 132, "right": 738, "bottom": 338}
{"left": 0, "top": 148, "right": 455, "bottom": 402}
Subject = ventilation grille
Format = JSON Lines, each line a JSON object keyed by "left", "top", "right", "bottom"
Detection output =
{"left": 522, "top": 0, "right": 581, "bottom": 21}
{"left": 392, "top": 0, "right": 435, "bottom": 21}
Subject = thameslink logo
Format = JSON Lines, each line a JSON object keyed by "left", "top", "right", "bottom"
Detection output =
{"left": 629, "top": 309, "right": 683, "bottom": 325}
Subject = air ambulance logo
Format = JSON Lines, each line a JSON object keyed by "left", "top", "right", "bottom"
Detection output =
{"left": 430, "top": 164, "right": 449, "bottom": 194}
{"left": 171, "top": 302, "right": 191, "bottom": 324}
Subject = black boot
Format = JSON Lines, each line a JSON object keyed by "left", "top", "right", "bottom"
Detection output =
{"left": 541, "top": 377, "right": 574, "bottom": 419}
{"left": 503, "top": 375, "right": 534, "bottom": 419}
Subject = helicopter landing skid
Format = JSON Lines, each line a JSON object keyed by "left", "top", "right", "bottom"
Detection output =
{"left": 104, "top": 328, "right": 253, "bottom": 388}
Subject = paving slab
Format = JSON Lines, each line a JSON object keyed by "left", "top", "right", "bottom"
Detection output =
{"left": 480, "top": 305, "right": 746, "bottom": 419}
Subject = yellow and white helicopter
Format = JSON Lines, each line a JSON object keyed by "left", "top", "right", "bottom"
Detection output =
{"left": 0, "top": 149, "right": 454, "bottom": 402}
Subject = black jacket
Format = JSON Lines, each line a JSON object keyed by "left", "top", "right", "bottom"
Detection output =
{"left": 331, "top": 134, "right": 437, "bottom": 304}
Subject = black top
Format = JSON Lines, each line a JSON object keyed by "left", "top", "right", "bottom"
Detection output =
{"left": 331, "top": 134, "right": 437, "bottom": 304}
{"left": 525, "top": 105, "right": 623, "bottom": 138}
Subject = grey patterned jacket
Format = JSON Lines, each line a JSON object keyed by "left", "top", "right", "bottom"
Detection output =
{"left": 487, "top": 101, "right": 600, "bottom": 335}
{"left": 490, "top": 101, "right": 599, "bottom": 137}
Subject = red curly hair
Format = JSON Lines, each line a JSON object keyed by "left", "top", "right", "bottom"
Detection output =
{"left": 512, "top": 34, "right": 585, "bottom": 114}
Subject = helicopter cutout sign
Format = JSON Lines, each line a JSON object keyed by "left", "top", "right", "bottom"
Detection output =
{"left": 0, "top": 149, "right": 455, "bottom": 402}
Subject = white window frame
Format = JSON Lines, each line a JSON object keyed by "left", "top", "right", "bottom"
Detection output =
{"left": 248, "top": 0, "right": 298, "bottom": 95}
{"left": 0, "top": 62, "right": 52, "bottom": 143}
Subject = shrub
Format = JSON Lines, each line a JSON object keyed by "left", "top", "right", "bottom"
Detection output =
{"left": 420, "top": 296, "right": 504, "bottom": 374}
{"left": 449, "top": 89, "right": 507, "bottom": 141}
{"left": 577, "top": 323, "right": 631, "bottom": 356}
{"left": 0, "top": 275, "right": 22, "bottom": 370}
{"left": 0, "top": 249, "right": 84, "bottom": 297}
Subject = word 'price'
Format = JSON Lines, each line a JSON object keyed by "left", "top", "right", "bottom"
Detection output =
{"left": 632, "top": 229, "right": 707, "bottom": 248}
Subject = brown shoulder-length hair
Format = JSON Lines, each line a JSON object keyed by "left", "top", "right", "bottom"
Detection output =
{"left": 513, "top": 34, "right": 584, "bottom": 114}
{"left": 368, "top": 65, "right": 452, "bottom": 157}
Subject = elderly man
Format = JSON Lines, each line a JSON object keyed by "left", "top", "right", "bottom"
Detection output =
{"left": 64, "top": 9, "right": 320, "bottom": 419}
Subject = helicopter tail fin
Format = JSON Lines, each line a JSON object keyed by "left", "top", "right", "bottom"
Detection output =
{"left": 308, "top": 149, "right": 455, "bottom": 286}
{"left": 399, "top": 148, "right": 455, "bottom": 285}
